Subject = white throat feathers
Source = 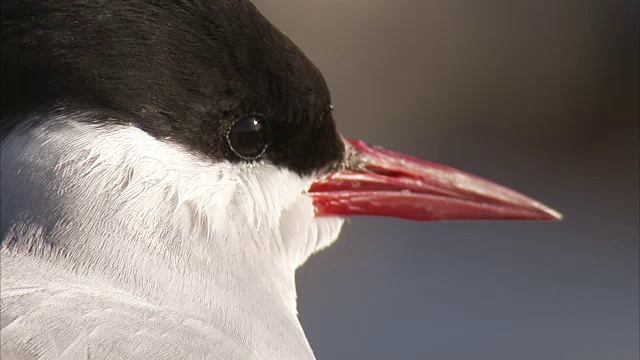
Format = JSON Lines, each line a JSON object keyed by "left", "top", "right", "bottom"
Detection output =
{"left": 1, "top": 115, "right": 344, "bottom": 359}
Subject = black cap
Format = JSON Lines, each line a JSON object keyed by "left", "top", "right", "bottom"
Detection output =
{"left": 1, "top": 0, "right": 345, "bottom": 175}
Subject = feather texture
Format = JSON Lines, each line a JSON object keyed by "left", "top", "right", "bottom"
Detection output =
{"left": 1, "top": 116, "right": 344, "bottom": 359}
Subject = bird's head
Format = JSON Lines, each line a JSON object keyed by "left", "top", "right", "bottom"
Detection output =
{"left": 1, "top": 0, "right": 560, "bottom": 273}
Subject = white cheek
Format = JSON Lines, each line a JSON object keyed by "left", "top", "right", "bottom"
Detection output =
{"left": 2, "top": 117, "right": 345, "bottom": 273}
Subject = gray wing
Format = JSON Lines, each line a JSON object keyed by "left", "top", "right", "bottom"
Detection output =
{"left": 1, "top": 253, "right": 253, "bottom": 360}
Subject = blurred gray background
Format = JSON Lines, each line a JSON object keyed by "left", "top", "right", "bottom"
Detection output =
{"left": 253, "top": 1, "right": 639, "bottom": 359}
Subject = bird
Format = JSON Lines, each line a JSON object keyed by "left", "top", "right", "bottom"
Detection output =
{"left": 0, "top": 1, "right": 561, "bottom": 359}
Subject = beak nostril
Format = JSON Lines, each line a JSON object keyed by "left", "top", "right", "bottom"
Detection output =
{"left": 365, "top": 165, "right": 403, "bottom": 178}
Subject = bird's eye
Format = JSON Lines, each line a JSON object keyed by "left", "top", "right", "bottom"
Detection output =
{"left": 226, "top": 115, "right": 271, "bottom": 159}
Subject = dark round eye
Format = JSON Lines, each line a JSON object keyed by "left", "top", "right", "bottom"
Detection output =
{"left": 226, "top": 115, "right": 271, "bottom": 159}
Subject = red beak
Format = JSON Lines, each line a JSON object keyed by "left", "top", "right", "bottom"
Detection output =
{"left": 309, "top": 140, "right": 562, "bottom": 221}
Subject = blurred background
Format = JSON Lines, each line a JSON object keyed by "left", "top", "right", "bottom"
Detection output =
{"left": 254, "top": 1, "right": 639, "bottom": 359}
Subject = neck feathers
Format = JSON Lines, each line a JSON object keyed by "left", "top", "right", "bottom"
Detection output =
{"left": 1, "top": 116, "right": 343, "bottom": 332}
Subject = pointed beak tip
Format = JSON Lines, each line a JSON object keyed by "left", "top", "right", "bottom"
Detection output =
{"left": 537, "top": 204, "right": 563, "bottom": 221}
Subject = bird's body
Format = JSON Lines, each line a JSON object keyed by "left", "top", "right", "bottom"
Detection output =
{"left": 1, "top": 1, "right": 559, "bottom": 359}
